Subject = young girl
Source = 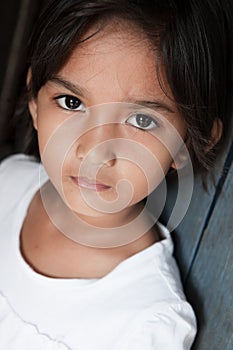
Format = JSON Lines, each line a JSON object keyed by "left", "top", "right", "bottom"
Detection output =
{"left": 0, "top": 0, "right": 232, "bottom": 349}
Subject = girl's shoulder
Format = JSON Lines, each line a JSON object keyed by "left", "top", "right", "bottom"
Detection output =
{"left": 0, "top": 153, "right": 39, "bottom": 173}
{"left": 0, "top": 153, "right": 43, "bottom": 208}
{"left": 0, "top": 153, "right": 41, "bottom": 182}
{"left": 117, "top": 300, "right": 196, "bottom": 350}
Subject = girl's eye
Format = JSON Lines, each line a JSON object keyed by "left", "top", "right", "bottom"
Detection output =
{"left": 55, "top": 95, "right": 85, "bottom": 111}
{"left": 126, "top": 113, "right": 160, "bottom": 130}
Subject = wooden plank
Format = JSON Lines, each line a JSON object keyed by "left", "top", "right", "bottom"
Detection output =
{"left": 185, "top": 158, "right": 233, "bottom": 350}
{"left": 159, "top": 173, "right": 218, "bottom": 279}
{"left": 158, "top": 90, "right": 233, "bottom": 280}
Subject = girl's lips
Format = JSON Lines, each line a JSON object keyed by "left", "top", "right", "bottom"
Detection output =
{"left": 71, "top": 176, "right": 111, "bottom": 191}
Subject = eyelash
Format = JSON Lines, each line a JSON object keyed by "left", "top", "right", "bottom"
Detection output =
{"left": 54, "top": 94, "right": 160, "bottom": 130}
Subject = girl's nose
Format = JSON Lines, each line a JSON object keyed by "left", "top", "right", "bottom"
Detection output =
{"left": 75, "top": 127, "right": 117, "bottom": 167}
{"left": 76, "top": 143, "right": 116, "bottom": 167}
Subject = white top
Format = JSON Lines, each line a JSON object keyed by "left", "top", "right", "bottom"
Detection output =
{"left": 0, "top": 154, "right": 196, "bottom": 350}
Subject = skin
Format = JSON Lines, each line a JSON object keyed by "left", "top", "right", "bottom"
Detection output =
{"left": 21, "top": 21, "right": 187, "bottom": 278}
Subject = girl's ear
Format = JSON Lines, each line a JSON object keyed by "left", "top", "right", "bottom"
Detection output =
{"left": 170, "top": 117, "right": 223, "bottom": 170}
{"left": 206, "top": 117, "right": 223, "bottom": 151}
{"left": 170, "top": 149, "right": 188, "bottom": 170}
{"left": 27, "top": 68, "right": 38, "bottom": 130}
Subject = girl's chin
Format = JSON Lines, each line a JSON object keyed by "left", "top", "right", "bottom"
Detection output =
{"left": 64, "top": 200, "right": 106, "bottom": 218}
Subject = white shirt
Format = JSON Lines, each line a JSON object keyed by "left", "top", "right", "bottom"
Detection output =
{"left": 0, "top": 154, "right": 196, "bottom": 350}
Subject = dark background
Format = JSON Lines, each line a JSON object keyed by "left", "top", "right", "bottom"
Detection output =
{"left": 0, "top": 0, "right": 44, "bottom": 158}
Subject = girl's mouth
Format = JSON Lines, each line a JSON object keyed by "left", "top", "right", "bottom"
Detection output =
{"left": 71, "top": 176, "right": 111, "bottom": 191}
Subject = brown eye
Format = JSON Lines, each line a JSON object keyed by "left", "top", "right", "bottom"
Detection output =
{"left": 55, "top": 95, "right": 85, "bottom": 111}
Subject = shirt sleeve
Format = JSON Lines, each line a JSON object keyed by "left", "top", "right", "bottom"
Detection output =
{"left": 119, "top": 301, "right": 197, "bottom": 350}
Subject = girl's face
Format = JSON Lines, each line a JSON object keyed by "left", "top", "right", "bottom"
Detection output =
{"left": 29, "top": 21, "right": 187, "bottom": 224}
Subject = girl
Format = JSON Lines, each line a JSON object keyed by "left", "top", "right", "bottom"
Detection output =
{"left": 0, "top": 0, "right": 232, "bottom": 349}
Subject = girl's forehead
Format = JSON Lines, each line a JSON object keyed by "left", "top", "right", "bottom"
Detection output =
{"left": 56, "top": 23, "right": 170, "bottom": 105}
{"left": 67, "top": 20, "right": 154, "bottom": 65}
{"left": 78, "top": 17, "right": 152, "bottom": 52}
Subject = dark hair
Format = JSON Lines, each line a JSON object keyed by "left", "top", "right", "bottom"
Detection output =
{"left": 25, "top": 0, "right": 233, "bottom": 173}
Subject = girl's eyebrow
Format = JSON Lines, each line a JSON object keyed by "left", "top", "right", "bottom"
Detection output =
{"left": 49, "top": 76, "right": 175, "bottom": 114}
{"left": 49, "top": 76, "right": 89, "bottom": 97}
{"left": 127, "top": 100, "right": 175, "bottom": 114}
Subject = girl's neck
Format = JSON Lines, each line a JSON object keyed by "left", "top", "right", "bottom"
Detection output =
{"left": 20, "top": 187, "right": 161, "bottom": 279}
{"left": 75, "top": 200, "right": 145, "bottom": 228}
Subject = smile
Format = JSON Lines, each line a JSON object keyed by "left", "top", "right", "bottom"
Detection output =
{"left": 71, "top": 176, "right": 111, "bottom": 191}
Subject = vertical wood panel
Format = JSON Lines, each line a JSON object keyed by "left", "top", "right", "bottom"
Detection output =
{"left": 156, "top": 91, "right": 233, "bottom": 281}
{"left": 185, "top": 158, "right": 233, "bottom": 350}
